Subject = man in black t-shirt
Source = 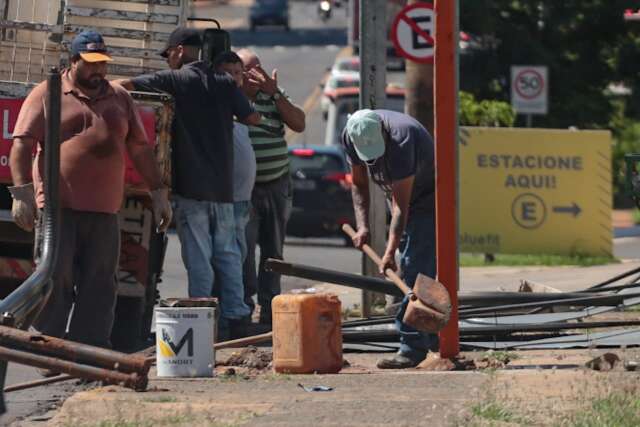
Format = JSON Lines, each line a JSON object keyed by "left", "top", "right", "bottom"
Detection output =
{"left": 341, "top": 109, "right": 437, "bottom": 369}
{"left": 118, "top": 28, "right": 261, "bottom": 340}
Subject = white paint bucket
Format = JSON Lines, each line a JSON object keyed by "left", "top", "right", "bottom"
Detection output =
{"left": 155, "top": 307, "right": 215, "bottom": 377}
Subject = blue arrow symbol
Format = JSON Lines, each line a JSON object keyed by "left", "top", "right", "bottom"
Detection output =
{"left": 552, "top": 202, "right": 581, "bottom": 217}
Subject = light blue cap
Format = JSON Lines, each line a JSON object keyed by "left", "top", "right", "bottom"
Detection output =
{"left": 345, "top": 109, "right": 385, "bottom": 161}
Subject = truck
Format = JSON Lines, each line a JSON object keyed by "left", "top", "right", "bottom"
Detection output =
{"left": 0, "top": 0, "right": 224, "bottom": 350}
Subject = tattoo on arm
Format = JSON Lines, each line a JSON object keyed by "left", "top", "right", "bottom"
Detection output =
{"left": 389, "top": 205, "right": 405, "bottom": 238}
{"left": 352, "top": 184, "right": 370, "bottom": 229}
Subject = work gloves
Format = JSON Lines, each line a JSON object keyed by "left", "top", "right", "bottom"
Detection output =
{"left": 150, "top": 188, "right": 172, "bottom": 233}
{"left": 8, "top": 183, "right": 36, "bottom": 232}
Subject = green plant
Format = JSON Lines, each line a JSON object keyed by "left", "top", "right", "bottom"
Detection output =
{"left": 568, "top": 393, "right": 640, "bottom": 427}
{"left": 459, "top": 91, "right": 516, "bottom": 127}
{"left": 609, "top": 101, "right": 640, "bottom": 205}
{"left": 481, "top": 351, "right": 519, "bottom": 365}
{"left": 471, "top": 400, "right": 521, "bottom": 423}
{"left": 460, "top": 253, "right": 617, "bottom": 267}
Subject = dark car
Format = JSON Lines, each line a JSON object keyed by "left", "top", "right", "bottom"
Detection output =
{"left": 287, "top": 145, "right": 355, "bottom": 243}
{"left": 249, "top": 0, "right": 290, "bottom": 31}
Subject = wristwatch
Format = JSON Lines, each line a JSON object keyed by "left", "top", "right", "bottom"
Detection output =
{"left": 272, "top": 91, "right": 282, "bottom": 101}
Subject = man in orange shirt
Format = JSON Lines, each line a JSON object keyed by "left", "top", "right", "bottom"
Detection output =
{"left": 8, "top": 30, "right": 171, "bottom": 350}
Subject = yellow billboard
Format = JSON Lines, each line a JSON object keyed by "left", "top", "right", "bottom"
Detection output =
{"left": 459, "top": 127, "right": 612, "bottom": 257}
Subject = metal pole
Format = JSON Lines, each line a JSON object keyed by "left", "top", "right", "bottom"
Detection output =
{"left": 265, "top": 259, "right": 402, "bottom": 297}
{"left": 434, "top": 0, "right": 460, "bottom": 357}
{"left": 526, "top": 114, "right": 533, "bottom": 127}
{"left": 0, "top": 346, "right": 147, "bottom": 391}
{"left": 359, "top": 0, "right": 387, "bottom": 317}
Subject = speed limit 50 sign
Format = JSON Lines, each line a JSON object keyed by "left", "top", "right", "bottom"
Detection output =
{"left": 510, "top": 66, "right": 548, "bottom": 115}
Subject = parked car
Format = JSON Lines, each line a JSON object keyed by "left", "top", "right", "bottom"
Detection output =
{"left": 320, "top": 73, "right": 360, "bottom": 120}
{"left": 329, "top": 56, "right": 360, "bottom": 77}
{"left": 324, "top": 85, "right": 405, "bottom": 146}
{"left": 287, "top": 145, "right": 355, "bottom": 243}
{"left": 249, "top": 0, "right": 289, "bottom": 31}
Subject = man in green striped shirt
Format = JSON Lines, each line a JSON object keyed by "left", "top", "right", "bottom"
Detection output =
{"left": 238, "top": 49, "right": 306, "bottom": 324}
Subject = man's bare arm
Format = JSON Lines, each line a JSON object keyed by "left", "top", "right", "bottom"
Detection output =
{"left": 273, "top": 95, "right": 306, "bottom": 133}
{"left": 9, "top": 137, "right": 35, "bottom": 185}
{"left": 380, "top": 175, "right": 414, "bottom": 272}
{"left": 349, "top": 163, "right": 371, "bottom": 247}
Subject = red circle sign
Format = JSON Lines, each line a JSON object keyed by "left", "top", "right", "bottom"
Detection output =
{"left": 514, "top": 69, "right": 545, "bottom": 100}
{"left": 391, "top": 2, "right": 435, "bottom": 64}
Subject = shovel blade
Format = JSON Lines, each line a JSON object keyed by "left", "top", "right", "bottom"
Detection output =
{"left": 402, "top": 274, "right": 452, "bottom": 333}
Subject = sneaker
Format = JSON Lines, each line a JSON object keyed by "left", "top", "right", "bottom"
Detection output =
{"left": 376, "top": 352, "right": 424, "bottom": 369}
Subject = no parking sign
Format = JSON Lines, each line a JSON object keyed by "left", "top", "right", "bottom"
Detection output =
{"left": 511, "top": 66, "right": 549, "bottom": 115}
{"left": 391, "top": 2, "right": 435, "bottom": 64}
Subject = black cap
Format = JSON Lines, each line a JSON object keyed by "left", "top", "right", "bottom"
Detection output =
{"left": 159, "top": 27, "right": 201, "bottom": 58}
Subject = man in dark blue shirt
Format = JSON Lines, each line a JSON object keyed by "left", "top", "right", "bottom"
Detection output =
{"left": 118, "top": 28, "right": 261, "bottom": 340}
{"left": 341, "top": 109, "right": 436, "bottom": 369}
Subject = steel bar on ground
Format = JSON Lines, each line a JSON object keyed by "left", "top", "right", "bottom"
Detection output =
{"left": 0, "top": 326, "right": 151, "bottom": 374}
{"left": 6, "top": 331, "right": 150, "bottom": 374}
{"left": 144, "top": 332, "right": 275, "bottom": 363}
{"left": 266, "top": 260, "right": 613, "bottom": 307}
{"left": 459, "top": 292, "right": 640, "bottom": 317}
{"left": 579, "top": 282, "right": 640, "bottom": 293}
{"left": 459, "top": 320, "right": 640, "bottom": 335}
{"left": 0, "top": 346, "right": 146, "bottom": 390}
{"left": 342, "top": 317, "right": 395, "bottom": 328}
{"left": 4, "top": 374, "right": 74, "bottom": 393}
{"left": 265, "top": 259, "right": 402, "bottom": 296}
{"left": 458, "top": 291, "right": 604, "bottom": 306}
{"left": 587, "top": 266, "right": 640, "bottom": 290}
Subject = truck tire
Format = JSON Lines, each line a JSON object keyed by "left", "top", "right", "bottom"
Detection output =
{"left": 111, "top": 295, "right": 144, "bottom": 351}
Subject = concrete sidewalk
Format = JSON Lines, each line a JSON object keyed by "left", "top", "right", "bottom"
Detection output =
{"left": 35, "top": 348, "right": 640, "bottom": 427}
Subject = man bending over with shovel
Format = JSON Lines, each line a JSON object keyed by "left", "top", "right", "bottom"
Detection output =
{"left": 342, "top": 109, "right": 436, "bottom": 369}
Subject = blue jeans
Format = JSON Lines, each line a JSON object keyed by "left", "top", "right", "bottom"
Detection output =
{"left": 173, "top": 196, "right": 251, "bottom": 322}
{"left": 234, "top": 201, "right": 251, "bottom": 263}
{"left": 396, "top": 210, "right": 439, "bottom": 359}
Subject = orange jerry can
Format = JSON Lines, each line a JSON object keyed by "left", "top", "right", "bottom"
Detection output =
{"left": 272, "top": 291, "right": 342, "bottom": 374}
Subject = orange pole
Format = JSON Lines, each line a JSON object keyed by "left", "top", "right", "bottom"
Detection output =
{"left": 434, "top": 0, "right": 460, "bottom": 357}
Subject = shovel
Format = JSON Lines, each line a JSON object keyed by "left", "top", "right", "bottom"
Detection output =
{"left": 342, "top": 224, "right": 452, "bottom": 333}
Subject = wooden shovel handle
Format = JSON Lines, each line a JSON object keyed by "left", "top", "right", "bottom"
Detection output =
{"left": 342, "top": 224, "right": 414, "bottom": 298}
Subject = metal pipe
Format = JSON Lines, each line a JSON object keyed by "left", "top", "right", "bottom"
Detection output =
{"left": 457, "top": 291, "right": 603, "bottom": 306}
{"left": 266, "top": 260, "right": 617, "bottom": 307}
{"left": 4, "top": 374, "right": 74, "bottom": 393}
{"left": 0, "top": 346, "right": 146, "bottom": 391}
{"left": 579, "top": 282, "right": 640, "bottom": 293}
{"left": 0, "top": 326, "right": 151, "bottom": 374}
{"left": 0, "top": 67, "right": 61, "bottom": 414}
{"left": 459, "top": 292, "right": 640, "bottom": 317}
{"left": 587, "top": 266, "right": 640, "bottom": 290}
{"left": 0, "top": 67, "right": 61, "bottom": 329}
{"left": 459, "top": 320, "right": 640, "bottom": 335}
{"left": 264, "top": 259, "right": 402, "bottom": 296}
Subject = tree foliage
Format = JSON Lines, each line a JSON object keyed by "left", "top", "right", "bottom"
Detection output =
{"left": 460, "top": 0, "right": 640, "bottom": 128}
{"left": 459, "top": 91, "right": 516, "bottom": 126}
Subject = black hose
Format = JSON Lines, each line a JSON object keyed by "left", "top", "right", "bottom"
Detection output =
{"left": 0, "top": 68, "right": 61, "bottom": 329}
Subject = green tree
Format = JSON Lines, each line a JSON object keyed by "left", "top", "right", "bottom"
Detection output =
{"left": 460, "top": 0, "right": 640, "bottom": 129}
